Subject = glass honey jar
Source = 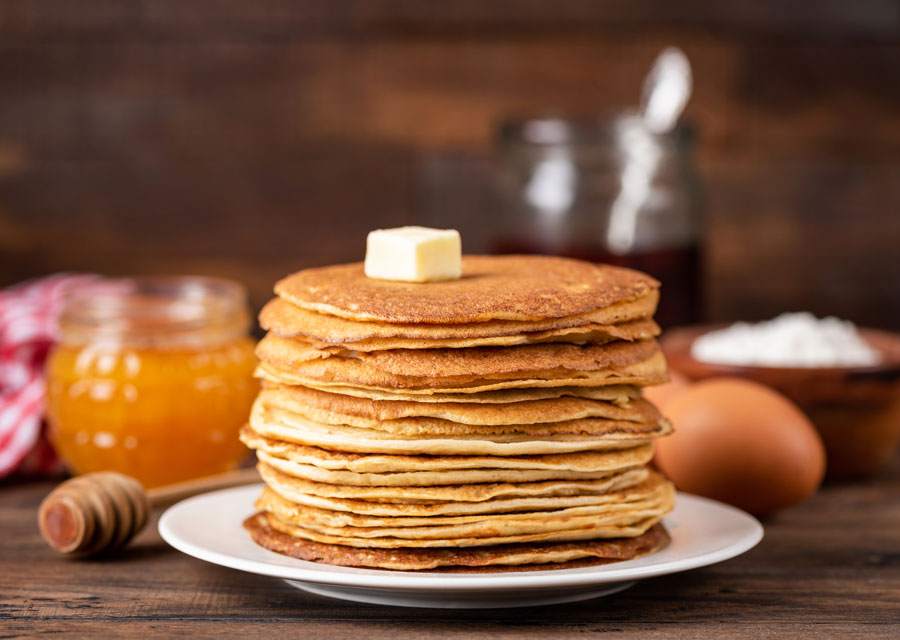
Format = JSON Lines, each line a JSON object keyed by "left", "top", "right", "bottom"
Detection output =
{"left": 46, "top": 276, "right": 257, "bottom": 488}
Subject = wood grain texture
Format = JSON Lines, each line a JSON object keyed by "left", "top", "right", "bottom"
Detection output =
{"left": 2, "top": 457, "right": 899, "bottom": 638}
{"left": 0, "top": 1, "right": 897, "bottom": 40}
{"left": 0, "top": 2, "right": 899, "bottom": 328}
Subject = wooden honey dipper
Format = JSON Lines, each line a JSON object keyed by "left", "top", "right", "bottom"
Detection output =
{"left": 38, "top": 467, "right": 260, "bottom": 556}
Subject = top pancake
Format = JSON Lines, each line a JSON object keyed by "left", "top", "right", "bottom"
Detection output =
{"left": 276, "top": 256, "right": 659, "bottom": 324}
{"left": 259, "top": 291, "right": 659, "bottom": 348}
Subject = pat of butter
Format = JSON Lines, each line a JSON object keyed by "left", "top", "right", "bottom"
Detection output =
{"left": 365, "top": 227, "right": 462, "bottom": 283}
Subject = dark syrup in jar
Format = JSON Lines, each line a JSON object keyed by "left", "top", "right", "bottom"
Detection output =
{"left": 490, "top": 240, "right": 702, "bottom": 328}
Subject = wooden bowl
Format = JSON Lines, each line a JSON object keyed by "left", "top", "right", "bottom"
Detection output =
{"left": 662, "top": 326, "right": 900, "bottom": 479}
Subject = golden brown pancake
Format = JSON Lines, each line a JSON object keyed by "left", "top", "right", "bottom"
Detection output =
{"left": 258, "top": 462, "right": 656, "bottom": 504}
{"left": 258, "top": 451, "right": 642, "bottom": 487}
{"left": 244, "top": 514, "right": 670, "bottom": 570}
{"left": 288, "top": 382, "right": 641, "bottom": 405}
{"left": 255, "top": 351, "right": 668, "bottom": 394}
{"left": 267, "top": 409, "right": 662, "bottom": 439}
{"left": 260, "top": 297, "right": 660, "bottom": 350}
{"left": 260, "top": 488, "right": 672, "bottom": 541}
{"left": 257, "top": 333, "right": 661, "bottom": 377}
{"left": 260, "top": 384, "right": 658, "bottom": 426}
{"left": 265, "top": 510, "right": 660, "bottom": 547}
{"left": 256, "top": 477, "right": 672, "bottom": 528}
{"left": 257, "top": 388, "right": 665, "bottom": 438}
{"left": 303, "top": 320, "right": 659, "bottom": 351}
{"left": 243, "top": 254, "right": 673, "bottom": 572}
{"left": 275, "top": 256, "right": 659, "bottom": 324}
{"left": 262, "top": 468, "right": 652, "bottom": 517}
{"left": 241, "top": 426, "right": 653, "bottom": 474}
{"left": 250, "top": 402, "right": 670, "bottom": 455}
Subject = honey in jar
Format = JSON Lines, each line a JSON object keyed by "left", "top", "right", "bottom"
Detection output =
{"left": 46, "top": 277, "right": 258, "bottom": 488}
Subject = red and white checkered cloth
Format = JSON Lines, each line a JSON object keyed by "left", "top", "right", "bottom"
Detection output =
{"left": 0, "top": 274, "right": 99, "bottom": 478}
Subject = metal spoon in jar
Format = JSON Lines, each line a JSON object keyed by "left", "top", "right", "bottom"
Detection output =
{"left": 606, "top": 47, "right": 693, "bottom": 253}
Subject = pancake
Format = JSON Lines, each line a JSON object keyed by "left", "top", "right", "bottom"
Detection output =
{"left": 260, "top": 292, "right": 659, "bottom": 345}
{"left": 261, "top": 384, "right": 657, "bottom": 426}
{"left": 259, "top": 484, "right": 672, "bottom": 540}
{"left": 259, "top": 462, "right": 654, "bottom": 504}
{"left": 251, "top": 402, "right": 670, "bottom": 455}
{"left": 264, "top": 510, "right": 659, "bottom": 548}
{"left": 256, "top": 476, "right": 672, "bottom": 527}
{"left": 263, "top": 468, "right": 652, "bottom": 517}
{"left": 243, "top": 253, "right": 673, "bottom": 572}
{"left": 302, "top": 320, "right": 660, "bottom": 351}
{"left": 268, "top": 410, "right": 662, "bottom": 438}
{"left": 257, "top": 334, "right": 662, "bottom": 378}
{"left": 268, "top": 506, "right": 669, "bottom": 542}
{"left": 259, "top": 452, "right": 624, "bottom": 487}
{"left": 258, "top": 389, "right": 664, "bottom": 437}
{"left": 241, "top": 426, "right": 654, "bottom": 473}
{"left": 291, "top": 382, "right": 640, "bottom": 405}
{"left": 244, "top": 514, "right": 670, "bottom": 570}
{"left": 255, "top": 445, "right": 653, "bottom": 487}
{"left": 255, "top": 351, "right": 668, "bottom": 394}
{"left": 275, "top": 256, "right": 659, "bottom": 324}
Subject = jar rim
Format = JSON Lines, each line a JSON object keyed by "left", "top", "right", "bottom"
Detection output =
{"left": 59, "top": 275, "right": 250, "bottom": 347}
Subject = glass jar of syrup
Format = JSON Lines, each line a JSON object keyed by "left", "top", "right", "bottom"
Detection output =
{"left": 492, "top": 115, "right": 703, "bottom": 327}
{"left": 46, "top": 276, "right": 258, "bottom": 488}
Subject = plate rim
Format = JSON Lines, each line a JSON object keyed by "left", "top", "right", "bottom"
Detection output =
{"left": 158, "top": 484, "right": 763, "bottom": 591}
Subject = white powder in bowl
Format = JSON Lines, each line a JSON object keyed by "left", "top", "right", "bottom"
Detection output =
{"left": 690, "top": 312, "right": 880, "bottom": 368}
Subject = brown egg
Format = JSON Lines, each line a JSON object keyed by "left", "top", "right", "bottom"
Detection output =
{"left": 655, "top": 377, "right": 826, "bottom": 515}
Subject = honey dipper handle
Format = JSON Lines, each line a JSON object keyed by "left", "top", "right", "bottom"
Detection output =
{"left": 147, "top": 467, "right": 260, "bottom": 508}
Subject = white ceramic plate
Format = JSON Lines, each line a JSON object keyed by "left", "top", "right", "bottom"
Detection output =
{"left": 159, "top": 485, "right": 763, "bottom": 609}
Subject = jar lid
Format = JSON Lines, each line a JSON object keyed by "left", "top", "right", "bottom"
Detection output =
{"left": 58, "top": 276, "right": 250, "bottom": 347}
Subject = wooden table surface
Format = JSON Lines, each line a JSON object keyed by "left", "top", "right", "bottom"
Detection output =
{"left": 4, "top": 458, "right": 899, "bottom": 639}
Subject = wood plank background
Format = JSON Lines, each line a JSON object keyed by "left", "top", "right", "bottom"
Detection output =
{"left": 1, "top": 1, "right": 899, "bottom": 327}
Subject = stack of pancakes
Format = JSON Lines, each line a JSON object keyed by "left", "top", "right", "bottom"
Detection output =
{"left": 242, "top": 255, "right": 675, "bottom": 571}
